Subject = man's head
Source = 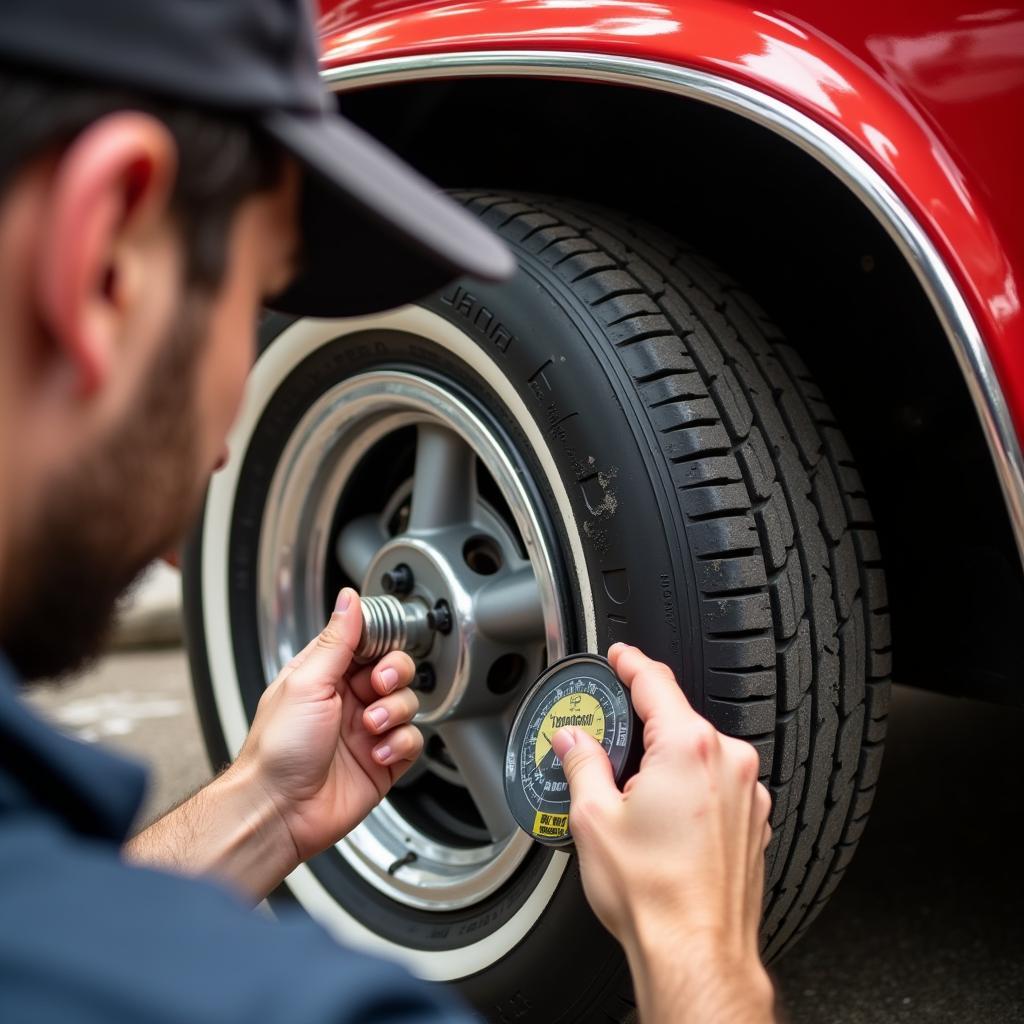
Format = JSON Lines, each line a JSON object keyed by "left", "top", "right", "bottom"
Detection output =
{"left": 0, "top": 68, "right": 299, "bottom": 678}
{"left": 0, "top": 0, "right": 512, "bottom": 682}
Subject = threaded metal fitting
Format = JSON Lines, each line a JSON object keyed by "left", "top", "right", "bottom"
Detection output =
{"left": 355, "top": 594, "right": 435, "bottom": 663}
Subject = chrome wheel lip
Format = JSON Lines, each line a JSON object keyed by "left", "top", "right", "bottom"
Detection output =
{"left": 257, "top": 369, "right": 567, "bottom": 912}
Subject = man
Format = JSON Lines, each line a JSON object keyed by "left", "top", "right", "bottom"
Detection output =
{"left": 0, "top": 1, "right": 774, "bottom": 1021}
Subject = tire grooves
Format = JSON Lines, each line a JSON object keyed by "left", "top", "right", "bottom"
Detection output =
{"left": 452, "top": 191, "right": 891, "bottom": 995}
{"left": 655, "top": 255, "right": 841, "bottom": 951}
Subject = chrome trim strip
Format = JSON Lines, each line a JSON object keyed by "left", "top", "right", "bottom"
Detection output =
{"left": 325, "top": 50, "right": 1024, "bottom": 567}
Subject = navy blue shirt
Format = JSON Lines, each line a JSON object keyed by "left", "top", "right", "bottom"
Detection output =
{"left": 0, "top": 655, "right": 473, "bottom": 1023}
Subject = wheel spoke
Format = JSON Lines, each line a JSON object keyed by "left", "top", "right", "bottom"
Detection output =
{"left": 335, "top": 514, "right": 388, "bottom": 585}
{"left": 474, "top": 566, "right": 546, "bottom": 645}
{"left": 408, "top": 423, "right": 476, "bottom": 532}
{"left": 436, "top": 717, "right": 517, "bottom": 841}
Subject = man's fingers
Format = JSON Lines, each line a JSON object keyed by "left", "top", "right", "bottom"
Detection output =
{"left": 608, "top": 643, "right": 696, "bottom": 727}
{"left": 347, "top": 651, "right": 416, "bottom": 707}
{"left": 372, "top": 652, "right": 416, "bottom": 696}
{"left": 363, "top": 687, "right": 419, "bottom": 735}
{"left": 372, "top": 724, "right": 423, "bottom": 767}
{"left": 552, "top": 727, "right": 618, "bottom": 833}
{"left": 287, "top": 588, "right": 362, "bottom": 696}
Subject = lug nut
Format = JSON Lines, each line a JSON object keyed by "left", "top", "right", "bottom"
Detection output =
{"left": 412, "top": 662, "right": 437, "bottom": 693}
{"left": 380, "top": 563, "right": 414, "bottom": 597}
{"left": 427, "top": 599, "right": 453, "bottom": 635}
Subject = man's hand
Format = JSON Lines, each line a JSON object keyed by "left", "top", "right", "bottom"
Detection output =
{"left": 551, "top": 644, "right": 775, "bottom": 1024}
{"left": 126, "top": 588, "right": 422, "bottom": 900}
{"left": 234, "top": 588, "right": 423, "bottom": 863}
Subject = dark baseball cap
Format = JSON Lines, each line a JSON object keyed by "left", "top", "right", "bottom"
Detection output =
{"left": 0, "top": 0, "right": 515, "bottom": 316}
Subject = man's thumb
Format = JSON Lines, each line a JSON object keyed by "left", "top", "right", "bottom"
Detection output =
{"left": 552, "top": 727, "right": 617, "bottom": 801}
{"left": 323, "top": 587, "right": 363, "bottom": 651}
{"left": 290, "top": 588, "right": 363, "bottom": 690}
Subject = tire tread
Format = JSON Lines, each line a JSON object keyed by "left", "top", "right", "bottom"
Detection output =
{"left": 458, "top": 193, "right": 891, "bottom": 974}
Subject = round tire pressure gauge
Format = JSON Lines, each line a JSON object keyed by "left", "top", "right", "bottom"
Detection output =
{"left": 504, "top": 653, "right": 642, "bottom": 847}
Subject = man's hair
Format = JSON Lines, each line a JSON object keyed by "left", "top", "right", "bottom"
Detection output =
{"left": 0, "top": 64, "right": 285, "bottom": 293}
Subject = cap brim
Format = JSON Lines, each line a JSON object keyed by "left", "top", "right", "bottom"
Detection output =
{"left": 262, "top": 109, "right": 515, "bottom": 317}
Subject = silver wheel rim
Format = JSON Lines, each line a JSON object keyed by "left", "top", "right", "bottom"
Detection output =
{"left": 257, "top": 370, "right": 567, "bottom": 911}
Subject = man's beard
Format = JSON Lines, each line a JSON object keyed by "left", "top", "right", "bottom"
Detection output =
{"left": 1, "top": 303, "right": 208, "bottom": 682}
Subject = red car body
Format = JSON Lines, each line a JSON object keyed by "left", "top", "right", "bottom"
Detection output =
{"left": 315, "top": 0, "right": 1024, "bottom": 575}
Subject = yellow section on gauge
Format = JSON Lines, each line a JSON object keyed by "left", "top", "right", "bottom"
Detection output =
{"left": 532, "top": 811, "right": 570, "bottom": 840}
{"left": 534, "top": 692, "right": 605, "bottom": 767}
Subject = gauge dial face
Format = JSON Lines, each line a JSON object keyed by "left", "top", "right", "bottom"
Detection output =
{"left": 504, "top": 655, "right": 636, "bottom": 846}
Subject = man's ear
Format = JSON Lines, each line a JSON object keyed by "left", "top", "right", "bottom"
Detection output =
{"left": 35, "top": 111, "right": 177, "bottom": 395}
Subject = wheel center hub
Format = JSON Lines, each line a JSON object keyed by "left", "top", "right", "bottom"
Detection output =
{"left": 362, "top": 534, "right": 473, "bottom": 723}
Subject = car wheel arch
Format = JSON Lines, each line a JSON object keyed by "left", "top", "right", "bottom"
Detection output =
{"left": 331, "top": 59, "right": 1024, "bottom": 702}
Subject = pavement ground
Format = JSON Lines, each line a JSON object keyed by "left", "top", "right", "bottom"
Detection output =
{"left": 25, "top": 645, "right": 1024, "bottom": 1023}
